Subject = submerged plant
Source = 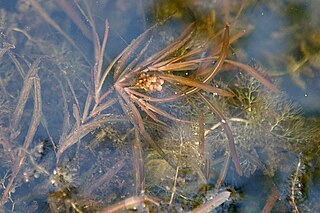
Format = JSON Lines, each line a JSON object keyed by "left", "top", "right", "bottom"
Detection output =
{"left": 2, "top": 0, "right": 315, "bottom": 212}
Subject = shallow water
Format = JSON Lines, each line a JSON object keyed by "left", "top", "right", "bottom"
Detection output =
{"left": 0, "top": 0, "right": 319, "bottom": 212}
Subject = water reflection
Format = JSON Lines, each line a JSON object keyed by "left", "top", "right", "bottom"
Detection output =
{"left": 243, "top": 1, "right": 320, "bottom": 115}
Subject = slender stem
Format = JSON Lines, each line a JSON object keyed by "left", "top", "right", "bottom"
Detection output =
{"left": 225, "top": 59, "right": 280, "bottom": 93}
{"left": 214, "top": 152, "right": 230, "bottom": 193}
{"left": 1, "top": 76, "right": 42, "bottom": 205}
{"left": 95, "top": 19, "right": 109, "bottom": 101}
{"left": 27, "top": 0, "right": 90, "bottom": 64}
{"left": 56, "top": 0, "right": 92, "bottom": 40}
{"left": 169, "top": 166, "right": 179, "bottom": 205}
{"left": 198, "top": 92, "right": 242, "bottom": 176}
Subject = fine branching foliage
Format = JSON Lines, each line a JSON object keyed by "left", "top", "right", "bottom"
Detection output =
{"left": 0, "top": 0, "right": 319, "bottom": 212}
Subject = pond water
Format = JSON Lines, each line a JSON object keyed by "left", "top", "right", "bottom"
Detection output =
{"left": 0, "top": 0, "right": 319, "bottom": 212}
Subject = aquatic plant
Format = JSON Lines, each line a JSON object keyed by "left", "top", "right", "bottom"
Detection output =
{"left": 2, "top": 0, "right": 317, "bottom": 212}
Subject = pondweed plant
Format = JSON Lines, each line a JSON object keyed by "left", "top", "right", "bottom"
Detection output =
{"left": 1, "top": 0, "right": 317, "bottom": 212}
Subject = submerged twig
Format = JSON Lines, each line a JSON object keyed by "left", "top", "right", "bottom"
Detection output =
{"left": 262, "top": 186, "right": 280, "bottom": 213}
{"left": 100, "top": 195, "right": 160, "bottom": 213}
{"left": 191, "top": 191, "right": 231, "bottom": 213}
